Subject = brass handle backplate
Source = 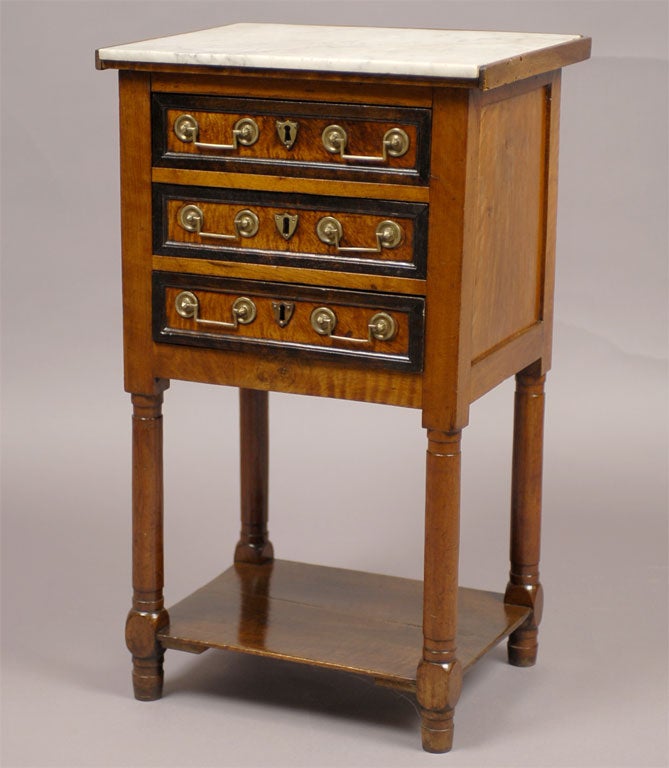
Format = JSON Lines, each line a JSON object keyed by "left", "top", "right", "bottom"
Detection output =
{"left": 322, "top": 124, "right": 409, "bottom": 163}
{"left": 178, "top": 204, "right": 259, "bottom": 241}
{"left": 174, "top": 291, "right": 257, "bottom": 330}
{"left": 310, "top": 307, "right": 397, "bottom": 344}
{"left": 316, "top": 216, "right": 403, "bottom": 253}
{"left": 174, "top": 114, "right": 260, "bottom": 151}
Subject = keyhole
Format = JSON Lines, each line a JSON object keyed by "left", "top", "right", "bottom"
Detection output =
{"left": 279, "top": 304, "right": 286, "bottom": 324}
{"left": 282, "top": 217, "right": 290, "bottom": 236}
{"left": 284, "top": 125, "right": 293, "bottom": 144}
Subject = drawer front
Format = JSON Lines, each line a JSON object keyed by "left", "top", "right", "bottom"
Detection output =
{"left": 153, "top": 272, "right": 424, "bottom": 372}
{"left": 152, "top": 94, "right": 431, "bottom": 185}
{"left": 153, "top": 184, "right": 428, "bottom": 278}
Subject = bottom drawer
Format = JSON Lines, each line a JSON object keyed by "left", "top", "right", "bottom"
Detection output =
{"left": 153, "top": 272, "right": 424, "bottom": 371}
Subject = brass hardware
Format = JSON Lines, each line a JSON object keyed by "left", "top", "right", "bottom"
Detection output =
{"left": 276, "top": 119, "right": 299, "bottom": 149}
{"left": 310, "top": 307, "right": 397, "bottom": 344}
{"left": 271, "top": 301, "right": 295, "bottom": 328}
{"left": 274, "top": 212, "right": 299, "bottom": 241}
{"left": 173, "top": 114, "right": 259, "bottom": 150}
{"left": 316, "top": 216, "right": 403, "bottom": 253}
{"left": 178, "top": 204, "right": 259, "bottom": 240}
{"left": 321, "top": 124, "right": 409, "bottom": 163}
{"left": 368, "top": 312, "right": 397, "bottom": 341}
{"left": 311, "top": 307, "right": 337, "bottom": 336}
{"left": 174, "top": 291, "right": 257, "bottom": 329}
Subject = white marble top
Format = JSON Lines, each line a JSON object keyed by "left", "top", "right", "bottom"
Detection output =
{"left": 97, "top": 23, "right": 584, "bottom": 80}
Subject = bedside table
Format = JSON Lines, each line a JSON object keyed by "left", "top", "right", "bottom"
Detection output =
{"left": 96, "top": 24, "right": 590, "bottom": 753}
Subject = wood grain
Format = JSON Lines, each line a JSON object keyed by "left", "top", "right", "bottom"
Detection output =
{"left": 157, "top": 560, "right": 531, "bottom": 689}
{"left": 151, "top": 166, "right": 431, "bottom": 203}
{"left": 102, "top": 35, "right": 589, "bottom": 753}
{"left": 538, "top": 71, "right": 561, "bottom": 374}
{"left": 155, "top": 274, "right": 424, "bottom": 373}
{"left": 118, "top": 71, "right": 165, "bottom": 395}
{"left": 151, "top": 255, "right": 426, "bottom": 296}
{"left": 235, "top": 389, "right": 273, "bottom": 564}
{"left": 504, "top": 369, "right": 546, "bottom": 666}
{"left": 480, "top": 37, "right": 591, "bottom": 90}
{"left": 164, "top": 108, "right": 420, "bottom": 173}
{"left": 417, "top": 430, "right": 463, "bottom": 752}
{"left": 421, "top": 87, "right": 478, "bottom": 431}
{"left": 158, "top": 187, "right": 426, "bottom": 278}
{"left": 152, "top": 342, "right": 423, "bottom": 408}
{"left": 164, "top": 198, "right": 418, "bottom": 266}
{"left": 153, "top": 93, "right": 431, "bottom": 186}
{"left": 126, "top": 393, "right": 169, "bottom": 701}
{"left": 470, "top": 83, "right": 548, "bottom": 361}
{"left": 469, "top": 322, "right": 544, "bottom": 403}
{"left": 152, "top": 72, "right": 433, "bottom": 107}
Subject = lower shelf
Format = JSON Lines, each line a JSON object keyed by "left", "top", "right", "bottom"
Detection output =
{"left": 157, "top": 559, "right": 529, "bottom": 691}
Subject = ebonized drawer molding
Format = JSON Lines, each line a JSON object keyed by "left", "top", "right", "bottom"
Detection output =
{"left": 152, "top": 184, "right": 428, "bottom": 278}
{"left": 152, "top": 93, "right": 432, "bottom": 185}
{"left": 152, "top": 271, "right": 425, "bottom": 371}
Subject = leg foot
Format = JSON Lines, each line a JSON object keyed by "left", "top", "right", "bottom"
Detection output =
{"left": 417, "top": 658, "right": 463, "bottom": 753}
{"left": 507, "top": 625, "right": 539, "bottom": 667}
{"left": 131, "top": 656, "right": 164, "bottom": 701}
{"left": 126, "top": 607, "right": 169, "bottom": 701}
{"left": 506, "top": 582, "right": 543, "bottom": 666}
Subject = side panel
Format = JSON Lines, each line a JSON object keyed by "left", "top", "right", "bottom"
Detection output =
{"left": 468, "top": 72, "right": 561, "bottom": 399}
{"left": 471, "top": 79, "right": 548, "bottom": 360}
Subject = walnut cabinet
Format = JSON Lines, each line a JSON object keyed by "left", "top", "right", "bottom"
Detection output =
{"left": 97, "top": 24, "right": 591, "bottom": 753}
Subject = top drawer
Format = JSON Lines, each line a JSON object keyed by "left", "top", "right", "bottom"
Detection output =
{"left": 152, "top": 94, "right": 431, "bottom": 186}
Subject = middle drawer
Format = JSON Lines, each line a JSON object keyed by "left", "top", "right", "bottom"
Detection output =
{"left": 153, "top": 184, "right": 428, "bottom": 279}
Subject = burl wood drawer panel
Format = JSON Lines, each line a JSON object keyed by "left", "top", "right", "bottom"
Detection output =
{"left": 151, "top": 94, "right": 431, "bottom": 185}
{"left": 153, "top": 184, "right": 428, "bottom": 278}
{"left": 152, "top": 272, "right": 425, "bottom": 371}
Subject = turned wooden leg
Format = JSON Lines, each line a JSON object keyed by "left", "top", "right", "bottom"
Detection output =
{"left": 125, "top": 393, "right": 169, "bottom": 701}
{"left": 505, "top": 369, "right": 546, "bottom": 667}
{"left": 234, "top": 389, "right": 274, "bottom": 564}
{"left": 416, "top": 429, "right": 463, "bottom": 753}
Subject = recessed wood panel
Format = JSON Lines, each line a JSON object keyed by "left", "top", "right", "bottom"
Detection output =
{"left": 470, "top": 85, "right": 548, "bottom": 360}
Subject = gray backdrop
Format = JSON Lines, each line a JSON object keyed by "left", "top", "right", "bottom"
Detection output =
{"left": 2, "top": 2, "right": 667, "bottom": 766}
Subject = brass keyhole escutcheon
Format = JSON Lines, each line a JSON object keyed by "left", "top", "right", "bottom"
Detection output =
{"left": 274, "top": 212, "right": 299, "bottom": 240}
{"left": 272, "top": 301, "right": 295, "bottom": 328}
{"left": 276, "top": 119, "right": 299, "bottom": 149}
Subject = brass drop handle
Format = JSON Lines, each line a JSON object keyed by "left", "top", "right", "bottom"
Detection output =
{"left": 174, "top": 114, "right": 260, "bottom": 151}
{"left": 178, "top": 204, "right": 259, "bottom": 241}
{"left": 174, "top": 291, "right": 257, "bottom": 330}
{"left": 322, "top": 124, "right": 409, "bottom": 163}
{"left": 310, "top": 307, "right": 397, "bottom": 344}
{"left": 316, "top": 216, "right": 403, "bottom": 253}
